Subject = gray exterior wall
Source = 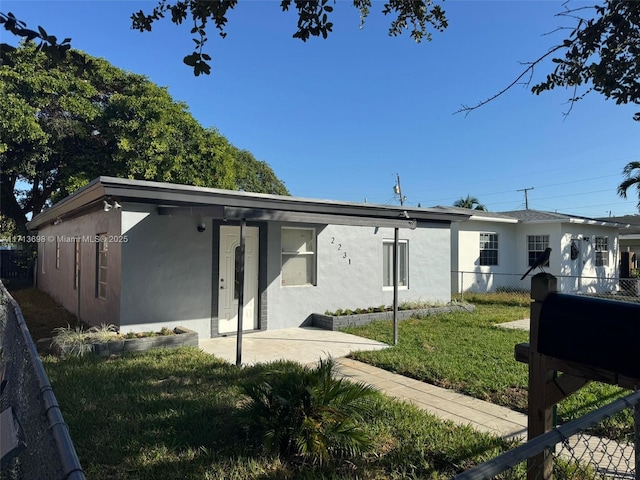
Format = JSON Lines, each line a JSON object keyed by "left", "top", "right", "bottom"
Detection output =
{"left": 36, "top": 209, "right": 122, "bottom": 327}
{"left": 264, "top": 222, "right": 452, "bottom": 330}
{"left": 119, "top": 204, "right": 213, "bottom": 339}
{"left": 35, "top": 205, "right": 453, "bottom": 338}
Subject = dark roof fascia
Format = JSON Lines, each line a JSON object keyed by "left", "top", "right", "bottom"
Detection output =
{"left": 28, "top": 177, "right": 470, "bottom": 230}
{"left": 26, "top": 178, "right": 106, "bottom": 230}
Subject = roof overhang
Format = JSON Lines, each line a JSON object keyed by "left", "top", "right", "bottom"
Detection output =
{"left": 27, "top": 177, "right": 470, "bottom": 230}
{"left": 467, "top": 215, "right": 519, "bottom": 224}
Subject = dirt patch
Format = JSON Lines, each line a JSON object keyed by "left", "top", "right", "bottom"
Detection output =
{"left": 487, "top": 386, "right": 528, "bottom": 412}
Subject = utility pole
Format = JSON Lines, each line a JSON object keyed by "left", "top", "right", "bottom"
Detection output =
{"left": 517, "top": 187, "right": 534, "bottom": 210}
{"left": 394, "top": 174, "right": 406, "bottom": 206}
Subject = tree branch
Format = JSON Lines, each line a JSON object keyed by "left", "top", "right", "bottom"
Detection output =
{"left": 454, "top": 44, "right": 566, "bottom": 117}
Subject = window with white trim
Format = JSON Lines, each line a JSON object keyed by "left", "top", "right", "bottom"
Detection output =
{"left": 595, "top": 236, "right": 609, "bottom": 267}
{"left": 383, "top": 240, "right": 408, "bottom": 288}
{"left": 281, "top": 228, "right": 316, "bottom": 286}
{"left": 479, "top": 233, "right": 498, "bottom": 266}
{"left": 96, "top": 234, "right": 108, "bottom": 299}
{"left": 527, "top": 235, "right": 550, "bottom": 267}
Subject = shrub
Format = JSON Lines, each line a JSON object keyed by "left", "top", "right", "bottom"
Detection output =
{"left": 240, "top": 358, "right": 378, "bottom": 464}
{"left": 52, "top": 323, "right": 119, "bottom": 357}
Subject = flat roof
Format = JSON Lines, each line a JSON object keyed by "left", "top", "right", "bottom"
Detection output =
{"left": 27, "top": 177, "right": 471, "bottom": 230}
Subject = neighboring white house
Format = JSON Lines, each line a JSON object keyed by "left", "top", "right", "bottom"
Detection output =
{"left": 437, "top": 207, "right": 627, "bottom": 295}
{"left": 26, "top": 177, "right": 469, "bottom": 339}
{"left": 597, "top": 214, "right": 640, "bottom": 273}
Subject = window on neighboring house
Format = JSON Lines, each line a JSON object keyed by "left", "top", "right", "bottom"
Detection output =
{"left": 55, "top": 240, "right": 60, "bottom": 269}
{"left": 281, "top": 228, "right": 316, "bottom": 286}
{"left": 479, "top": 233, "right": 498, "bottom": 266}
{"left": 527, "top": 235, "right": 550, "bottom": 267}
{"left": 595, "top": 236, "right": 609, "bottom": 267}
{"left": 383, "top": 240, "right": 408, "bottom": 288}
{"left": 74, "top": 238, "right": 81, "bottom": 290}
{"left": 96, "top": 234, "right": 108, "bottom": 299}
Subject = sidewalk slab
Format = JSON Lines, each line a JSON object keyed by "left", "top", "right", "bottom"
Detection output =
{"left": 335, "top": 357, "right": 528, "bottom": 440}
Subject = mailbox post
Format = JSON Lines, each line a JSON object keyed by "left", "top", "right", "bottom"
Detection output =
{"left": 527, "top": 273, "right": 557, "bottom": 480}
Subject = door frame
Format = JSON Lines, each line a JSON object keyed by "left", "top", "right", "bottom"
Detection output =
{"left": 215, "top": 224, "right": 260, "bottom": 335}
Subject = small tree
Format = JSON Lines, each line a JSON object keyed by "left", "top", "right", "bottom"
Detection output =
{"left": 453, "top": 195, "right": 487, "bottom": 211}
{"left": 617, "top": 161, "right": 640, "bottom": 210}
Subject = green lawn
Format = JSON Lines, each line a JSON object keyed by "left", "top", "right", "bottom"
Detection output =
{"left": 42, "top": 349, "right": 512, "bottom": 479}
{"left": 343, "top": 300, "right": 632, "bottom": 441}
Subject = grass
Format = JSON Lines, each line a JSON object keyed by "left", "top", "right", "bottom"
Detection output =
{"left": 7, "top": 285, "right": 630, "bottom": 475}
{"left": 6, "top": 284, "right": 514, "bottom": 478}
{"left": 7, "top": 285, "right": 82, "bottom": 344}
{"left": 42, "top": 349, "right": 514, "bottom": 479}
{"left": 343, "top": 299, "right": 633, "bottom": 441}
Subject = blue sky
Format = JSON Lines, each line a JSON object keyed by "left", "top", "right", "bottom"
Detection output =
{"left": 4, "top": 0, "right": 640, "bottom": 218}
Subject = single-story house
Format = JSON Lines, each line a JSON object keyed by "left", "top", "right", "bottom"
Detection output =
{"left": 26, "top": 177, "right": 469, "bottom": 339}
{"left": 436, "top": 207, "right": 628, "bottom": 295}
{"left": 596, "top": 214, "right": 640, "bottom": 273}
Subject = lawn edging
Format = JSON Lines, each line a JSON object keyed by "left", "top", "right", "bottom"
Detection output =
{"left": 49, "top": 326, "right": 199, "bottom": 357}
{"left": 312, "top": 303, "right": 475, "bottom": 330}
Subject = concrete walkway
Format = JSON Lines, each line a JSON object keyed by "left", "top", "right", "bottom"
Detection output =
{"left": 334, "top": 357, "right": 527, "bottom": 440}
{"left": 199, "top": 326, "right": 527, "bottom": 440}
{"left": 200, "top": 324, "right": 634, "bottom": 476}
{"left": 198, "top": 327, "right": 388, "bottom": 365}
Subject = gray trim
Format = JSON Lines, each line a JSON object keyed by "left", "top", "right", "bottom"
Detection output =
{"left": 27, "top": 177, "right": 470, "bottom": 230}
{"left": 210, "top": 222, "right": 221, "bottom": 337}
{"left": 258, "top": 224, "right": 268, "bottom": 331}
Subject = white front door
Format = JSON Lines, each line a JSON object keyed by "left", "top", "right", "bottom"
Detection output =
{"left": 218, "top": 226, "right": 259, "bottom": 334}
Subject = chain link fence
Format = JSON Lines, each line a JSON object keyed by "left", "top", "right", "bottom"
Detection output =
{"left": 454, "top": 389, "right": 640, "bottom": 480}
{"left": 0, "top": 281, "right": 85, "bottom": 479}
{"left": 453, "top": 271, "right": 640, "bottom": 302}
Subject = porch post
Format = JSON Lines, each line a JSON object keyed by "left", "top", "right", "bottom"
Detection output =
{"left": 393, "top": 227, "right": 399, "bottom": 346}
{"left": 236, "top": 218, "right": 246, "bottom": 366}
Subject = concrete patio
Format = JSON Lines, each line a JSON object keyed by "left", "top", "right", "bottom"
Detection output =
{"left": 198, "top": 326, "right": 388, "bottom": 365}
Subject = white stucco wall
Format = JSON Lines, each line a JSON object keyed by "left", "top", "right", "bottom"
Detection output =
{"left": 119, "top": 204, "right": 213, "bottom": 339}
{"left": 36, "top": 208, "right": 122, "bottom": 327}
{"left": 264, "top": 222, "right": 452, "bottom": 330}
{"left": 558, "top": 224, "right": 619, "bottom": 293}
{"left": 453, "top": 218, "right": 621, "bottom": 294}
{"left": 452, "top": 220, "right": 519, "bottom": 293}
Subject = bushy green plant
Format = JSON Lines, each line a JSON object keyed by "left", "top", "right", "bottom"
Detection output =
{"left": 240, "top": 358, "right": 378, "bottom": 464}
{"left": 52, "top": 323, "right": 119, "bottom": 356}
{"left": 159, "top": 327, "right": 174, "bottom": 336}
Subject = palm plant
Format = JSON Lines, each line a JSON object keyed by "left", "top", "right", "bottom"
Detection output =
{"left": 240, "top": 358, "right": 378, "bottom": 464}
{"left": 617, "top": 161, "right": 640, "bottom": 210}
{"left": 453, "top": 195, "right": 487, "bottom": 211}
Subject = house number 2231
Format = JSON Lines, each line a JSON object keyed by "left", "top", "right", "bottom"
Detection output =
{"left": 330, "top": 237, "right": 351, "bottom": 265}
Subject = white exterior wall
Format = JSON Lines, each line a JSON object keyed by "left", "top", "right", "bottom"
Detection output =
{"left": 119, "top": 205, "right": 213, "bottom": 339}
{"left": 558, "top": 224, "right": 619, "bottom": 293}
{"left": 36, "top": 209, "right": 122, "bottom": 327}
{"left": 452, "top": 221, "right": 519, "bottom": 293}
{"left": 265, "top": 222, "right": 451, "bottom": 330}
{"left": 453, "top": 218, "right": 621, "bottom": 294}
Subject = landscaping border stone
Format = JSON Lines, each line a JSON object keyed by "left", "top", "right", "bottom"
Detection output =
{"left": 51, "top": 326, "right": 199, "bottom": 357}
{"left": 312, "top": 303, "right": 475, "bottom": 330}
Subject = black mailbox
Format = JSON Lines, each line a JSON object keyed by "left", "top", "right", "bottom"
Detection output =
{"left": 538, "top": 293, "right": 640, "bottom": 379}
